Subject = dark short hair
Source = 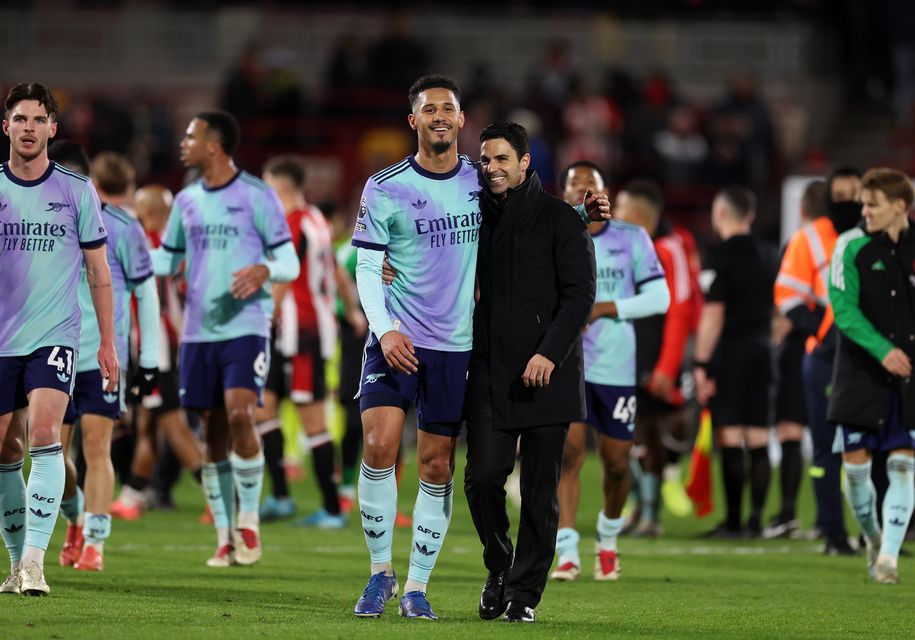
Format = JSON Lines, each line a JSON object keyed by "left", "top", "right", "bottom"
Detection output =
{"left": 48, "top": 140, "right": 90, "bottom": 175}
{"left": 560, "top": 160, "right": 607, "bottom": 190}
{"left": 91, "top": 151, "right": 135, "bottom": 196}
{"left": 408, "top": 75, "right": 461, "bottom": 111}
{"left": 4, "top": 83, "right": 58, "bottom": 119}
{"left": 826, "top": 165, "right": 861, "bottom": 198}
{"left": 622, "top": 179, "right": 664, "bottom": 213}
{"left": 194, "top": 110, "right": 241, "bottom": 156}
{"left": 861, "top": 167, "right": 914, "bottom": 209}
{"left": 716, "top": 186, "right": 756, "bottom": 220}
{"left": 479, "top": 121, "right": 530, "bottom": 161}
{"left": 263, "top": 154, "right": 307, "bottom": 189}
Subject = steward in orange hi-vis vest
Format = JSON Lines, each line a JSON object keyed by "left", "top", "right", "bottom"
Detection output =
{"left": 774, "top": 215, "right": 839, "bottom": 355}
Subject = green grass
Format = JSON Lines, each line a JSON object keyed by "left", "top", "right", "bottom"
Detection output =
{"left": 5, "top": 448, "right": 915, "bottom": 639}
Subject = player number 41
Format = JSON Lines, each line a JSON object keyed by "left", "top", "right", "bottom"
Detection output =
{"left": 46, "top": 346, "right": 73, "bottom": 375}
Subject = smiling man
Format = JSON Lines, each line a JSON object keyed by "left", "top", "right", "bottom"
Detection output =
{"left": 0, "top": 83, "right": 117, "bottom": 596}
{"left": 464, "top": 122, "right": 595, "bottom": 623}
{"left": 351, "top": 75, "right": 479, "bottom": 621}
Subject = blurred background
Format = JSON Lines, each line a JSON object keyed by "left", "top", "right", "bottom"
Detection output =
{"left": 2, "top": 0, "right": 913, "bottom": 246}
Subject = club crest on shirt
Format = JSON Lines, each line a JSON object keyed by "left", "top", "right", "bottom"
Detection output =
{"left": 226, "top": 205, "right": 244, "bottom": 215}
{"left": 45, "top": 202, "right": 70, "bottom": 213}
{"left": 468, "top": 190, "right": 482, "bottom": 202}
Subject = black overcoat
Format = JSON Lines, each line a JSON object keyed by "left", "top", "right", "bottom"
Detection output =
{"left": 465, "top": 171, "right": 596, "bottom": 430}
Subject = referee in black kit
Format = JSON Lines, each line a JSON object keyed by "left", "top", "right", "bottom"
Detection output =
{"left": 463, "top": 122, "right": 597, "bottom": 624}
{"left": 692, "top": 187, "right": 778, "bottom": 538}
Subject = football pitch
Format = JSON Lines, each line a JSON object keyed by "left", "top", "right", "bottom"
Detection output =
{"left": 5, "top": 449, "right": 915, "bottom": 639}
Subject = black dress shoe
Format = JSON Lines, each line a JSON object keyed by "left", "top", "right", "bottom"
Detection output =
{"left": 824, "top": 536, "right": 858, "bottom": 556}
{"left": 503, "top": 601, "right": 535, "bottom": 623}
{"left": 478, "top": 569, "right": 509, "bottom": 620}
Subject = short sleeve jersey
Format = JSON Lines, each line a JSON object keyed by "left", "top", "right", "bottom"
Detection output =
{"left": 161, "top": 171, "right": 291, "bottom": 343}
{"left": 77, "top": 203, "right": 153, "bottom": 371}
{"left": 351, "top": 155, "right": 481, "bottom": 351}
{"left": 287, "top": 205, "right": 337, "bottom": 357}
{"left": 583, "top": 220, "right": 665, "bottom": 386}
{"left": 705, "top": 234, "right": 778, "bottom": 337}
{"left": 0, "top": 161, "right": 107, "bottom": 357}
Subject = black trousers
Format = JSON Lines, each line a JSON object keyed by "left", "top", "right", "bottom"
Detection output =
{"left": 464, "top": 391, "right": 568, "bottom": 609}
{"left": 802, "top": 351, "right": 847, "bottom": 538}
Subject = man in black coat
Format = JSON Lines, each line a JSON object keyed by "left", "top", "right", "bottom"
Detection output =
{"left": 463, "top": 122, "right": 596, "bottom": 623}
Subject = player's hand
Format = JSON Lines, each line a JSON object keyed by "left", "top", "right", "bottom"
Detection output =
{"left": 590, "top": 301, "right": 618, "bottom": 322}
{"left": 771, "top": 314, "right": 792, "bottom": 347}
{"left": 230, "top": 264, "right": 270, "bottom": 300}
{"left": 882, "top": 348, "right": 912, "bottom": 377}
{"left": 381, "top": 256, "right": 397, "bottom": 285}
{"left": 583, "top": 188, "right": 611, "bottom": 221}
{"left": 522, "top": 354, "right": 555, "bottom": 388}
{"left": 129, "top": 366, "right": 160, "bottom": 401}
{"left": 693, "top": 366, "right": 716, "bottom": 406}
{"left": 647, "top": 370, "right": 675, "bottom": 401}
{"left": 97, "top": 341, "right": 119, "bottom": 393}
{"left": 380, "top": 330, "right": 419, "bottom": 374}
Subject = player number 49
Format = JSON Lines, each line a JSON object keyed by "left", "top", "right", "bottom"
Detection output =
{"left": 612, "top": 395, "right": 637, "bottom": 423}
{"left": 46, "top": 346, "right": 73, "bottom": 375}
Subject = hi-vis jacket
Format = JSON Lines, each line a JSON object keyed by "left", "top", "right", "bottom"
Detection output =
{"left": 774, "top": 216, "right": 838, "bottom": 356}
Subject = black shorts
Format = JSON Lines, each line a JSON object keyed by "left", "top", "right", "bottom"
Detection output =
{"left": 710, "top": 336, "right": 772, "bottom": 428}
{"left": 775, "top": 334, "right": 807, "bottom": 425}
{"left": 338, "top": 320, "right": 367, "bottom": 406}
{"left": 265, "top": 340, "right": 288, "bottom": 399}
{"left": 141, "top": 369, "right": 182, "bottom": 414}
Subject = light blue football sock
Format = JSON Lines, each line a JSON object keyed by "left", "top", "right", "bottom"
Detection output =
{"left": 629, "top": 457, "right": 644, "bottom": 504}
{"left": 230, "top": 451, "right": 264, "bottom": 529}
{"left": 202, "top": 461, "right": 232, "bottom": 546}
{"left": 59, "top": 486, "right": 84, "bottom": 525}
{"left": 407, "top": 479, "right": 453, "bottom": 589}
{"left": 358, "top": 461, "right": 397, "bottom": 570}
{"left": 843, "top": 460, "right": 880, "bottom": 538}
{"left": 83, "top": 512, "right": 112, "bottom": 551}
{"left": 640, "top": 472, "right": 660, "bottom": 521}
{"left": 597, "top": 512, "right": 625, "bottom": 552}
{"left": 880, "top": 454, "right": 915, "bottom": 560}
{"left": 555, "top": 527, "right": 581, "bottom": 566}
{"left": 24, "top": 443, "right": 65, "bottom": 551}
{"left": 0, "top": 459, "right": 26, "bottom": 565}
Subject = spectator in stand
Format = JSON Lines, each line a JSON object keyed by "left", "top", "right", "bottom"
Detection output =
{"left": 556, "top": 74, "right": 621, "bottom": 182}
{"left": 709, "top": 71, "right": 775, "bottom": 191}
{"left": 653, "top": 105, "right": 709, "bottom": 187}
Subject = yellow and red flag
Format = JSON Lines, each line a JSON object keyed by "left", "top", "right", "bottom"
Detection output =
{"left": 685, "top": 409, "right": 714, "bottom": 518}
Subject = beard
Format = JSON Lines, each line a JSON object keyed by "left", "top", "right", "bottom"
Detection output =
{"left": 16, "top": 138, "right": 46, "bottom": 162}
{"left": 430, "top": 139, "right": 453, "bottom": 154}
